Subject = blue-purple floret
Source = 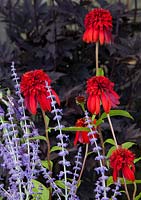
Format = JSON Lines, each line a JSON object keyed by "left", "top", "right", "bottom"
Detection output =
{"left": 111, "top": 179, "right": 121, "bottom": 199}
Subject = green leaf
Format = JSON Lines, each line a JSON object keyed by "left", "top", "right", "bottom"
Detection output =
{"left": 135, "top": 180, "right": 141, "bottom": 184}
{"left": 96, "top": 118, "right": 104, "bottom": 126}
{"left": 134, "top": 157, "right": 141, "bottom": 164}
{"left": 104, "top": 138, "right": 115, "bottom": 146}
{"left": 135, "top": 192, "right": 141, "bottom": 200}
{"left": 87, "top": 151, "right": 94, "bottom": 156}
{"left": 96, "top": 68, "right": 104, "bottom": 76}
{"left": 120, "top": 178, "right": 141, "bottom": 185}
{"left": 92, "top": 114, "right": 96, "bottom": 121}
{"left": 45, "top": 115, "right": 50, "bottom": 127}
{"left": 50, "top": 146, "right": 63, "bottom": 153}
{"left": 107, "top": 176, "right": 114, "bottom": 186}
{"left": 106, "top": 146, "right": 116, "bottom": 167}
{"left": 41, "top": 160, "right": 53, "bottom": 170}
{"left": 122, "top": 142, "right": 135, "bottom": 149}
{"left": 32, "top": 179, "right": 49, "bottom": 200}
{"left": 29, "top": 136, "right": 47, "bottom": 141}
{"left": 50, "top": 126, "right": 103, "bottom": 132}
{"left": 107, "top": 177, "right": 141, "bottom": 187}
{"left": 106, "top": 146, "right": 116, "bottom": 158}
{"left": 57, "top": 126, "right": 89, "bottom": 132}
{"left": 55, "top": 180, "right": 66, "bottom": 189}
{"left": 100, "top": 110, "right": 134, "bottom": 120}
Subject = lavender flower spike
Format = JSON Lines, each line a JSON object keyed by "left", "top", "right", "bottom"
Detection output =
{"left": 46, "top": 81, "right": 70, "bottom": 200}
{"left": 68, "top": 147, "right": 82, "bottom": 200}
{"left": 84, "top": 111, "right": 109, "bottom": 199}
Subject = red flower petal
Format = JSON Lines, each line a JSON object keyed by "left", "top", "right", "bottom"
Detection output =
{"left": 82, "top": 132, "right": 90, "bottom": 143}
{"left": 101, "top": 92, "right": 111, "bottom": 113}
{"left": 104, "top": 30, "right": 112, "bottom": 44}
{"left": 87, "top": 95, "right": 96, "bottom": 114}
{"left": 26, "top": 93, "right": 37, "bottom": 115}
{"left": 95, "top": 95, "right": 100, "bottom": 114}
{"left": 93, "top": 29, "right": 99, "bottom": 42}
{"left": 52, "top": 89, "right": 60, "bottom": 106}
{"left": 83, "top": 29, "right": 93, "bottom": 43}
{"left": 99, "top": 28, "right": 105, "bottom": 45}
{"left": 122, "top": 165, "right": 135, "bottom": 182}
{"left": 113, "top": 167, "right": 118, "bottom": 182}
{"left": 74, "top": 131, "right": 79, "bottom": 146}
{"left": 37, "top": 93, "right": 51, "bottom": 112}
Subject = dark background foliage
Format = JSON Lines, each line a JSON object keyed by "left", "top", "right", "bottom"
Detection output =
{"left": 0, "top": 0, "right": 141, "bottom": 199}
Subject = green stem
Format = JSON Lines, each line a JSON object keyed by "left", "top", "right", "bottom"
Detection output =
{"left": 41, "top": 110, "right": 51, "bottom": 166}
{"left": 41, "top": 109, "right": 52, "bottom": 200}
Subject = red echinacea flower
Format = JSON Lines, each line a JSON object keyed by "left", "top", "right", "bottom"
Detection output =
{"left": 110, "top": 148, "right": 135, "bottom": 182}
{"left": 86, "top": 76, "right": 120, "bottom": 115}
{"left": 74, "top": 118, "right": 98, "bottom": 146}
{"left": 83, "top": 8, "right": 112, "bottom": 45}
{"left": 20, "top": 69, "right": 60, "bottom": 115}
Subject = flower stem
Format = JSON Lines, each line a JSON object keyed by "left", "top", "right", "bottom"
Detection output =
{"left": 41, "top": 109, "right": 51, "bottom": 170}
{"left": 123, "top": 176, "right": 131, "bottom": 200}
{"left": 77, "top": 144, "right": 89, "bottom": 183}
{"left": 107, "top": 114, "right": 118, "bottom": 148}
{"left": 95, "top": 42, "right": 99, "bottom": 75}
{"left": 133, "top": 181, "right": 137, "bottom": 200}
{"left": 41, "top": 109, "right": 52, "bottom": 200}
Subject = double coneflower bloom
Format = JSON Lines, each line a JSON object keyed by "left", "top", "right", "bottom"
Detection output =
{"left": 20, "top": 69, "right": 60, "bottom": 115}
{"left": 110, "top": 148, "right": 135, "bottom": 182}
{"left": 74, "top": 118, "right": 90, "bottom": 146}
{"left": 74, "top": 118, "right": 98, "bottom": 146}
{"left": 86, "top": 76, "right": 120, "bottom": 115}
{"left": 83, "top": 8, "right": 112, "bottom": 45}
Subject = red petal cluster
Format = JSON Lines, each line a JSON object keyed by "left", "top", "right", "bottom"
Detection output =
{"left": 86, "top": 76, "right": 120, "bottom": 115}
{"left": 20, "top": 69, "right": 60, "bottom": 115}
{"left": 110, "top": 148, "right": 135, "bottom": 182}
{"left": 83, "top": 8, "right": 112, "bottom": 45}
{"left": 74, "top": 118, "right": 90, "bottom": 146}
{"left": 74, "top": 118, "right": 98, "bottom": 146}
